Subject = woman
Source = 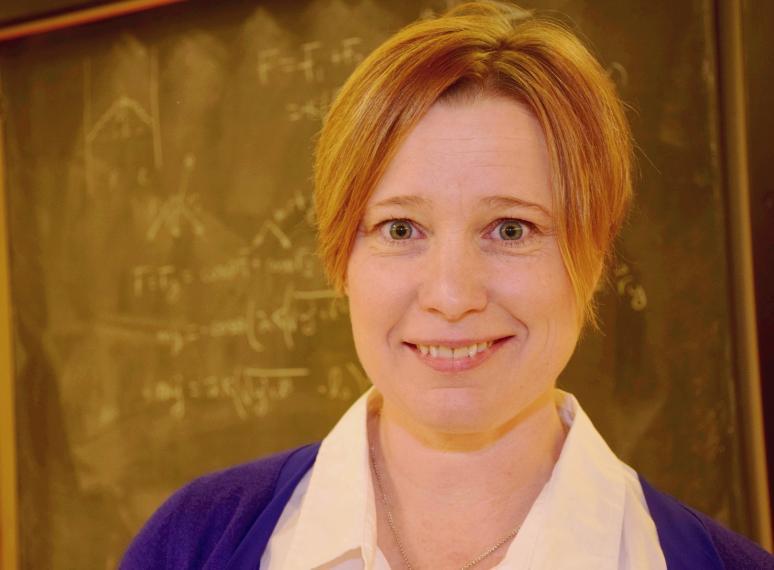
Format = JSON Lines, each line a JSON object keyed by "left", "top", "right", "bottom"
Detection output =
{"left": 122, "top": 1, "right": 773, "bottom": 568}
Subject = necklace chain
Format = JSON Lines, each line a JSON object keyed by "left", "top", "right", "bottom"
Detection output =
{"left": 369, "top": 445, "right": 521, "bottom": 570}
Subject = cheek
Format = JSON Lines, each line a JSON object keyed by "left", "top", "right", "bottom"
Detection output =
{"left": 345, "top": 247, "right": 414, "bottom": 350}
{"left": 538, "top": 261, "right": 576, "bottom": 317}
{"left": 527, "top": 257, "right": 580, "bottom": 369}
{"left": 490, "top": 251, "right": 578, "bottom": 341}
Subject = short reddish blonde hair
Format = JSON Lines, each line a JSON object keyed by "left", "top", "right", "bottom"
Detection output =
{"left": 313, "top": 0, "right": 633, "bottom": 331}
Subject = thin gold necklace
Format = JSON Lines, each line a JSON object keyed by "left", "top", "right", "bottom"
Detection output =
{"left": 369, "top": 444, "right": 521, "bottom": 570}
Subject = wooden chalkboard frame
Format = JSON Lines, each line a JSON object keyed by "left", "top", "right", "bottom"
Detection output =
{"left": 716, "top": 0, "right": 772, "bottom": 548}
{"left": 0, "top": 0, "right": 185, "bottom": 42}
{"left": 0, "top": 111, "right": 19, "bottom": 570}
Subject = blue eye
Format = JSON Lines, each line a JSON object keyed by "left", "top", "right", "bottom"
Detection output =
{"left": 388, "top": 220, "right": 413, "bottom": 240}
{"left": 497, "top": 220, "right": 525, "bottom": 240}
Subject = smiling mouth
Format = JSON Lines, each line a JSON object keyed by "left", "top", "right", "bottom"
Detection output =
{"left": 414, "top": 341, "right": 493, "bottom": 359}
{"left": 404, "top": 337, "right": 511, "bottom": 370}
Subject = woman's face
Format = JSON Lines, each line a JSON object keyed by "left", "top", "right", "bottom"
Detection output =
{"left": 346, "top": 95, "right": 580, "bottom": 435}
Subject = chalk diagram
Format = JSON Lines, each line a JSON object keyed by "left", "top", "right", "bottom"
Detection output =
{"left": 84, "top": 47, "right": 206, "bottom": 243}
{"left": 80, "top": 34, "right": 364, "bottom": 424}
{"left": 145, "top": 154, "right": 205, "bottom": 241}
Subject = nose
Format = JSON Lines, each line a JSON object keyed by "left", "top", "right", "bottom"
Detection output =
{"left": 417, "top": 238, "right": 488, "bottom": 321}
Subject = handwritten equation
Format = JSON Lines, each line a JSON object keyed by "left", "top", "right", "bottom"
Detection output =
{"left": 153, "top": 288, "right": 347, "bottom": 354}
{"left": 143, "top": 361, "right": 371, "bottom": 420}
{"left": 133, "top": 246, "right": 319, "bottom": 303}
{"left": 256, "top": 38, "right": 364, "bottom": 85}
{"left": 143, "top": 367, "right": 306, "bottom": 420}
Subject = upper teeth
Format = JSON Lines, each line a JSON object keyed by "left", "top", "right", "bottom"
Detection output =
{"left": 417, "top": 342, "right": 492, "bottom": 359}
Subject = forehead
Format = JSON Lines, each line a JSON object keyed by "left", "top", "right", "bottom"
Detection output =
{"left": 370, "top": 95, "right": 552, "bottom": 212}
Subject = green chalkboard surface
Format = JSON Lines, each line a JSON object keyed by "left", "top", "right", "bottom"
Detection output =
{"left": 0, "top": 0, "right": 748, "bottom": 567}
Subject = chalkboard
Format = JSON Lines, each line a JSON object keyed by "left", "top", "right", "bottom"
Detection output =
{"left": 0, "top": 0, "right": 752, "bottom": 567}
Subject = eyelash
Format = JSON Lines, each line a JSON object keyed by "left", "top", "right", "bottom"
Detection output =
{"left": 373, "top": 218, "right": 539, "bottom": 248}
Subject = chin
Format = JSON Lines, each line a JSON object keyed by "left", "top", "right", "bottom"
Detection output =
{"left": 405, "top": 387, "right": 510, "bottom": 435}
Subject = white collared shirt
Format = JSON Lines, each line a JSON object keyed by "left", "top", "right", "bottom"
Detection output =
{"left": 260, "top": 389, "right": 666, "bottom": 569}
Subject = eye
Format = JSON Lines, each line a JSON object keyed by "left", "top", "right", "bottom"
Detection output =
{"left": 497, "top": 219, "right": 526, "bottom": 241}
{"left": 486, "top": 218, "right": 539, "bottom": 249}
{"left": 386, "top": 220, "right": 413, "bottom": 240}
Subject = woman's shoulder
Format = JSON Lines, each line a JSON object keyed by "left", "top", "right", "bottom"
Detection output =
{"left": 120, "top": 442, "right": 321, "bottom": 570}
{"left": 689, "top": 508, "right": 774, "bottom": 569}
{"left": 638, "top": 475, "right": 774, "bottom": 569}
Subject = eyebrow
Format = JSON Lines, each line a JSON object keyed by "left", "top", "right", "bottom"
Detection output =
{"left": 370, "top": 194, "right": 551, "bottom": 218}
{"left": 480, "top": 195, "right": 552, "bottom": 218}
{"left": 369, "top": 195, "right": 432, "bottom": 210}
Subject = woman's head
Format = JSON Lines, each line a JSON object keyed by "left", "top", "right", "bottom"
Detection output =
{"left": 345, "top": 94, "right": 579, "bottom": 435}
{"left": 314, "top": 0, "right": 633, "bottom": 332}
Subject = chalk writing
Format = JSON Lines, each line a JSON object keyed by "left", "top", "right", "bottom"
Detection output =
{"left": 146, "top": 153, "right": 205, "bottom": 241}
{"left": 143, "top": 367, "right": 306, "bottom": 420}
{"left": 256, "top": 38, "right": 364, "bottom": 86}
{"left": 251, "top": 219, "right": 293, "bottom": 249}
{"left": 419, "top": 0, "right": 476, "bottom": 19}
{"left": 319, "top": 365, "right": 351, "bottom": 400}
{"left": 153, "top": 288, "right": 346, "bottom": 354}
{"left": 132, "top": 264, "right": 194, "bottom": 303}
{"left": 257, "top": 41, "right": 324, "bottom": 84}
{"left": 607, "top": 62, "right": 629, "bottom": 88}
{"left": 198, "top": 251, "right": 255, "bottom": 285}
{"left": 286, "top": 88, "right": 339, "bottom": 122}
{"left": 318, "top": 361, "right": 370, "bottom": 401}
{"left": 614, "top": 262, "right": 647, "bottom": 311}
{"left": 83, "top": 41, "right": 163, "bottom": 200}
{"left": 329, "top": 37, "right": 364, "bottom": 67}
{"left": 272, "top": 189, "right": 309, "bottom": 222}
{"left": 87, "top": 96, "right": 154, "bottom": 143}
{"left": 78, "top": 32, "right": 358, "bottom": 432}
{"left": 132, "top": 247, "right": 319, "bottom": 304}
{"left": 261, "top": 286, "right": 347, "bottom": 350}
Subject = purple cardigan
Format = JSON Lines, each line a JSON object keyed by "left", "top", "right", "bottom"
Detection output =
{"left": 121, "top": 443, "right": 773, "bottom": 570}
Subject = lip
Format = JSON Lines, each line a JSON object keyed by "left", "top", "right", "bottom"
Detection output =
{"left": 403, "top": 336, "right": 512, "bottom": 373}
{"left": 404, "top": 337, "right": 504, "bottom": 349}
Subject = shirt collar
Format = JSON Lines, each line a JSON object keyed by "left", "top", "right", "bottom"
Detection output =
{"left": 283, "top": 388, "right": 628, "bottom": 570}
{"left": 282, "top": 388, "right": 379, "bottom": 569}
{"left": 521, "top": 390, "right": 627, "bottom": 569}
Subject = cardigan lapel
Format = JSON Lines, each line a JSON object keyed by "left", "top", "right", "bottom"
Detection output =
{"left": 225, "top": 443, "right": 321, "bottom": 570}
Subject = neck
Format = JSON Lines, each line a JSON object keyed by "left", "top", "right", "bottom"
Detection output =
{"left": 369, "top": 388, "right": 566, "bottom": 510}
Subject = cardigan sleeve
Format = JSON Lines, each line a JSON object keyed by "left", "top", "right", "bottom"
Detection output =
{"left": 119, "top": 448, "right": 296, "bottom": 570}
{"left": 690, "top": 508, "right": 774, "bottom": 570}
{"left": 639, "top": 473, "right": 773, "bottom": 569}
